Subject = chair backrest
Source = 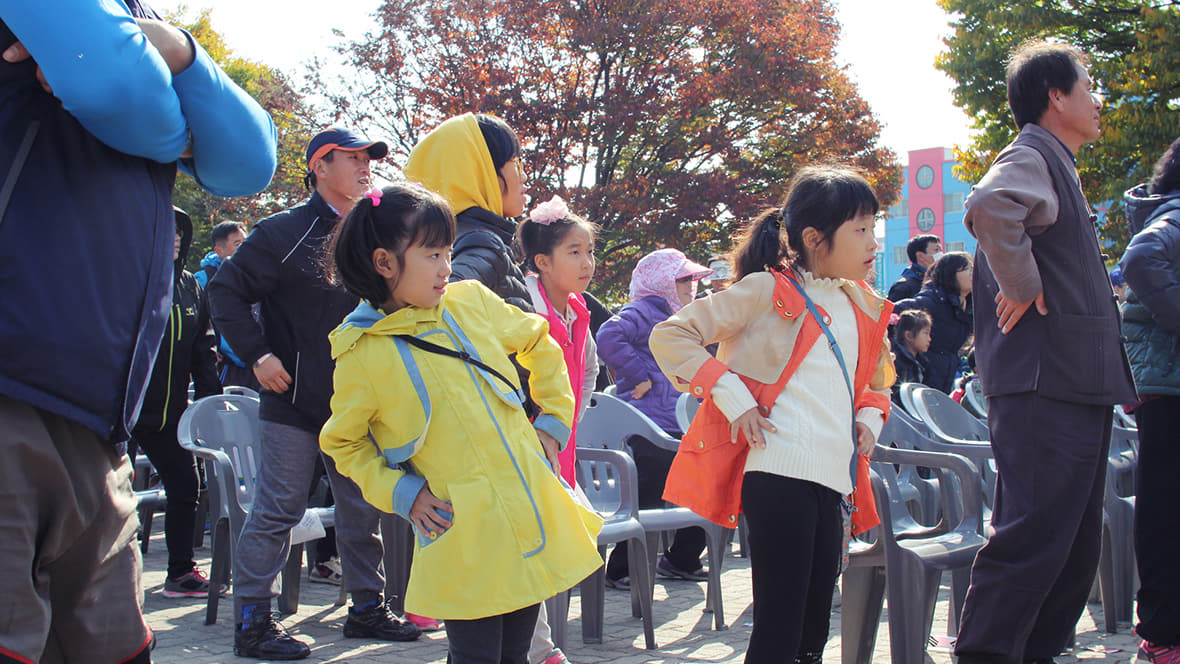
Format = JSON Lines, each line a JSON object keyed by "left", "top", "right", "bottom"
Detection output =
{"left": 177, "top": 394, "right": 262, "bottom": 519}
{"left": 961, "top": 378, "right": 988, "bottom": 419}
{"left": 575, "top": 448, "right": 639, "bottom": 519}
{"left": 905, "top": 384, "right": 990, "bottom": 443}
{"left": 1113, "top": 404, "right": 1137, "bottom": 430}
{"left": 1106, "top": 424, "right": 1138, "bottom": 500}
{"left": 577, "top": 392, "right": 680, "bottom": 452}
{"left": 674, "top": 392, "right": 700, "bottom": 433}
{"left": 222, "top": 385, "right": 260, "bottom": 399}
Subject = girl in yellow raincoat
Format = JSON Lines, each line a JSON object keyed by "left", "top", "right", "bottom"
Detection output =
{"left": 320, "top": 183, "right": 603, "bottom": 664}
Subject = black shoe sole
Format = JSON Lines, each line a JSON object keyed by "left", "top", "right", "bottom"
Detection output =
{"left": 233, "top": 645, "right": 310, "bottom": 660}
{"left": 342, "top": 623, "right": 422, "bottom": 642}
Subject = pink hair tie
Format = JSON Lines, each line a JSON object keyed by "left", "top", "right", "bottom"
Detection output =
{"left": 529, "top": 195, "right": 569, "bottom": 225}
{"left": 365, "top": 187, "right": 383, "bottom": 207}
{"left": 888, "top": 312, "right": 900, "bottom": 325}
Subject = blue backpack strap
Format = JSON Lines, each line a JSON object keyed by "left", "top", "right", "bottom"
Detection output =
{"left": 387, "top": 336, "right": 432, "bottom": 465}
{"left": 783, "top": 273, "right": 859, "bottom": 488}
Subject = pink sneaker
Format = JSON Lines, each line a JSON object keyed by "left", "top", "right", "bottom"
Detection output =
{"left": 405, "top": 613, "right": 442, "bottom": 631}
{"left": 1137, "top": 640, "right": 1180, "bottom": 664}
{"left": 541, "top": 648, "right": 570, "bottom": 664}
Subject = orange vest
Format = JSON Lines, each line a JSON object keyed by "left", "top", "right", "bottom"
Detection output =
{"left": 662, "top": 269, "right": 892, "bottom": 534}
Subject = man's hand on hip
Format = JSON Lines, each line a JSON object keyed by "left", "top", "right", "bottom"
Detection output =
{"left": 995, "top": 291, "right": 1048, "bottom": 334}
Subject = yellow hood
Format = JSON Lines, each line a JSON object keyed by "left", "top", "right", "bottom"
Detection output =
{"left": 403, "top": 113, "right": 503, "bottom": 217}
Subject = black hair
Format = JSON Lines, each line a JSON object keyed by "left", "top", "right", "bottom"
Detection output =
{"left": 211, "top": 220, "right": 246, "bottom": 247}
{"left": 893, "top": 309, "right": 932, "bottom": 348}
{"left": 326, "top": 183, "right": 456, "bottom": 305}
{"left": 906, "top": 234, "right": 941, "bottom": 263}
{"left": 1149, "top": 137, "right": 1180, "bottom": 195}
{"left": 303, "top": 149, "right": 337, "bottom": 190}
{"left": 731, "top": 165, "right": 879, "bottom": 279}
{"left": 476, "top": 114, "right": 521, "bottom": 176}
{"left": 1006, "top": 40, "right": 1088, "bottom": 129}
{"left": 514, "top": 209, "right": 598, "bottom": 272}
{"left": 925, "top": 251, "right": 972, "bottom": 296}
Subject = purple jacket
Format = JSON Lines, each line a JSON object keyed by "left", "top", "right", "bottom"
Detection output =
{"left": 596, "top": 295, "right": 681, "bottom": 432}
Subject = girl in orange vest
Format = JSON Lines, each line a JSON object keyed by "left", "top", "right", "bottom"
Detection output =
{"left": 649, "top": 165, "right": 894, "bottom": 664}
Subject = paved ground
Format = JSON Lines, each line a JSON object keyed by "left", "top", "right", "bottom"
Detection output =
{"left": 141, "top": 526, "right": 1142, "bottom": 663}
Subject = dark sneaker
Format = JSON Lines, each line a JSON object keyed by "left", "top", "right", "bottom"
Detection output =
{"left": 163, "top": 568, "right": 213, "bottom": 598}
{"left": 307, "top": 557, "right": 342, "bottom": 585}
{"left": 656, "top": 556, "right": 708, "bottom": 581}
{"left": 604, "top": 575, "right": 631, "bottom": 591}
{"left": 343, "top": 601, "right": 422, "bottom": 642}
{"left": 234, "top": 611, "right": 310, "bottom": 660}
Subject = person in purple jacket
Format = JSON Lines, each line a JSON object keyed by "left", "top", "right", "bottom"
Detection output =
{"left": 596, "top": 248, "right": 712, "bottom": 589}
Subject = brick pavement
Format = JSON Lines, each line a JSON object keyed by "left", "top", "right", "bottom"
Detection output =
{"left": 140, "top": 526, "right": 1142, "bottom": 663}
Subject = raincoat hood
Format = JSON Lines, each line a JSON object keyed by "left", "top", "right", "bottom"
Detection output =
{"left": 329, "top": 298, "right": 446, "bottom": 358}
{"left": 628, "top": 248, "right": 712, "bottom": 313}
{"left": 1125, "top": 183, "right": 1180, "bottom": 235}
{"left": 403, "top": 113, "right": 504, "bottom": 217}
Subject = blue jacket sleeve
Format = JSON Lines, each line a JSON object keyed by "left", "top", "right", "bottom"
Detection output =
{"left": 596, "top": 312, "right": 659, "bottom": 391}
{"left": 1121, "top": 218, "right": 1180, "bottom": 336}
{"left": 172, "top": 31, "right": 276, "bottom": 197}
{"left": 1, "top": 0, "right": 188, "bottom": 162}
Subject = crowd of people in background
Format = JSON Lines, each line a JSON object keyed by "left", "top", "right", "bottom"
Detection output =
{"left": 3, "top": 3, "right": 1179, "bottom": 664}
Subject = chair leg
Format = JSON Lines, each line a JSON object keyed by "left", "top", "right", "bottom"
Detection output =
{"left": 545, "top": 591, "right": 570, "bottom": 652}
{"left": 704, "top": 524, "right": 727, "bottom": 630}
{"left": 642, "top": 531, "right": 661, "bottom": 616}
{"left": 277, "top": 543, "right": 303, "bottom": 615}
{"left": 948, "top": 567, "right": 971, "bottom": 637}
{"left": 840, "top": 565, "right": 885, "bottom": 664}
{"left": 887, "top": 560, "right": 941, "bottom": 664}
{"left": 626, "top": 535, "right": 656, "bottom": 650}
{"left": 1099, "top": 523, "right": 1118, "bottom": 633}
{"left": 206, "top": 518, "right": 231, "bottom": 625}
{"left": 738, "top": 514, "right": 750, "bottom": 558}
{"left": 580, "top": 548, "right": 607, "bottom": 645}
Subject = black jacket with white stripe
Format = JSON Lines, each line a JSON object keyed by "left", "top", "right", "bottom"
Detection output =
{"left": 207, "top": 191, "right": 358, "bottom": 432}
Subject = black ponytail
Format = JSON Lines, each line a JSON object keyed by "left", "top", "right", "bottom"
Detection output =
{"left": 731, "top": 207, "right": 787, "bottom": 279}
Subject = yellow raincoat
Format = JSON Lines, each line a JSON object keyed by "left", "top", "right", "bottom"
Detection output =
{"left": 320, "top": 280, "right": 603, "bottom": 620}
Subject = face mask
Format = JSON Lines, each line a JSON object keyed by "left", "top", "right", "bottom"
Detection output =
{"left": 931, "top": 252, "right": 945, "bottom": 262}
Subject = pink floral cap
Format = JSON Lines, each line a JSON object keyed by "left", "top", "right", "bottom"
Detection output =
{"left": 529, "top": 195, "right": 569, "bottom": 225}
{"left": 629, "top": 248, "right": 713, "bottom": 313}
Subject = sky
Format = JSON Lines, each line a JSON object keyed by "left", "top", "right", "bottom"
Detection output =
{"left": 153, "top": 0, "right": 975, "bottom": 158}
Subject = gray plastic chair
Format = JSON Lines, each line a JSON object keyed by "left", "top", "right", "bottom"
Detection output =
{"left": 1098, "top": 424, "right": 1138, "bottom": 632}
{"left": 870, "top": 443, "right": 987, "bottom": 664}
{"left": 571, "top": 447, "right": 656, "bottom": 649}
{"left": 222, "top": 385, "right": 260, "bottom": 399}
{"left": 177, "top": 394, "right": 335, "bottom": 624}
{"left": 674, "top": 391, "right": 700, "bottom": 433}
{"left": 900, "top": 385, "right": 997, "bottom": 517}
{"left": 577, "top": 392, "right": 729, "bottom": 630}
{"left": 961, "top": 377, "right": 989, "bottom": 419}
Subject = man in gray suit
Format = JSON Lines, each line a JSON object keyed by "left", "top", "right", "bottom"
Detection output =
{"left": 955, "top": 40, "right": 1136, "bottom": 664}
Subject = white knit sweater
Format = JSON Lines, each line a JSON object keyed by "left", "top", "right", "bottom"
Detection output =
{"left": 710, "top": 272, "right": 884, "bottom": 495}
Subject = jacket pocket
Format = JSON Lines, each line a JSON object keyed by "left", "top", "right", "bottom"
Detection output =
{"left": 679, "top": 400, "right": 738, "bottom": 454}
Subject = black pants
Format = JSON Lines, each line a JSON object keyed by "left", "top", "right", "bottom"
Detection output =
{"left": 444, "top": 603, "right": 540, "bottom": 664}
{"left": 130, "top": 420, "right": 200, "bottom": 579}
{"left": 741, "top": 472, "right": 842, "bottom": 664}
{"left": 1134, "top": 397, "right": 1180, "bottom": 646}
{"left": 606, "top": 435, "right": 706, "bottom": 580}
{"left": 955, "top": 393, "right": 1111, "bottom": 663}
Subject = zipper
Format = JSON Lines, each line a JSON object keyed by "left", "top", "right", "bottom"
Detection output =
{"left": 157, "top": 303, "right": 180, "bottom": 431}
{"left": 290, "top": 351, "right": 301, "bottom": 404}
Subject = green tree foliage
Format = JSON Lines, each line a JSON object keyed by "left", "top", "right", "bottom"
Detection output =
{"left": 937, "top": 0, "right": 1180, "bottom": 254}
{"left": 326, "top": 0, "right": 900, "bottom": 292}
{"left": 165, "top": 9, "right": 316, "bottom": 272}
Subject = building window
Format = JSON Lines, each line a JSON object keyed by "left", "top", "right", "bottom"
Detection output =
{"left": 893, "top": 246, "right": 908, "bottom": 265}
{"left": 890, "top": 198, "right": 909, "bottom": 218}
{"left": 947, "top": 241, "right": 966, "bottom": 252}
{"left": 945, "top": 192, "right": 965, "bottom": 214}
{"left": 916, "top": 165, "right": 935, "bottom": 189}
{"left": 916, "top": 207, "right": 936, "bottom": 232}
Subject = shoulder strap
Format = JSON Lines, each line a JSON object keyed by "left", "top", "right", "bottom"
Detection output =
{"left": 393, "top": 333, "right": 526, "bottom": 404}
{"left": 0, "top": 120, "right": 40, "bottom": 231}
{"left": 783, "top": 274, "right": 859, "bottom": 488}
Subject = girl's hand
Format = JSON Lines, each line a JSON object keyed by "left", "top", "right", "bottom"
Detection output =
{"left": 856, "top": 422, "right": 876, "bottom": 456}
{"left": 409, "top": 483, "right": 452, "bottom": 537}
{"left": 537, "top": 429, "right": 562, "bottom": 474}
{"left": 730, "top": 407, "right": 776, "bottom": 448}
{"left": 630, "top": 379, "right": 652, "bottom": 399}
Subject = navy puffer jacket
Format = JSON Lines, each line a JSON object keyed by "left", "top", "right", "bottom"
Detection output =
{"left": 1119, "top": 185, "right": 1180, "bottom": 397}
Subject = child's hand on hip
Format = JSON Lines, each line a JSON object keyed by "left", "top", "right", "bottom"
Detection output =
{"left": 730, "top": 407, "right": 775, "bottom": 448}
{"left": 856, "top": 422, "right": 876, "bottom": 456}
{"left": 409, "top": 483, "right": 452, "bottom": 537}
{"left": 537, "top": 429, "right": 562, "bottom": 474}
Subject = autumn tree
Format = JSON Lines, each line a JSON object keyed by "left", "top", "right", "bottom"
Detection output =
{"left": 166, "top": 9, "right": 317, "bottom": 272}
{"left": 936, "top": 0, "right": 1180, "bottom": 254}
{"left": 326, "top": 0, "right": 899, "bottom": 291}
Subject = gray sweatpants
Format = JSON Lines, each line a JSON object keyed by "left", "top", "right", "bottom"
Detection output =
{"left": 234, "top": 419, "right": 384, "bottom": 612}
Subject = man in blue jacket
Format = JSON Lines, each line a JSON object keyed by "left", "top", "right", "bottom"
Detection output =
{"left": 0, "top": 2, "right": 276, "bottom": 662}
